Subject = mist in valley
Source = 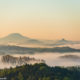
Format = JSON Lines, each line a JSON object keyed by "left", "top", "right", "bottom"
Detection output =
{"left": 0, "top": 52, "right": 80, "bottom": 69}
{"left": 0, "top": 33, "right": 80, "bottom": 69}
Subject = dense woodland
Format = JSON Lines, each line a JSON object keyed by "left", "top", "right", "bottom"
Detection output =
{"left": 0, "top": 63, "right": 80, "bottom": 80}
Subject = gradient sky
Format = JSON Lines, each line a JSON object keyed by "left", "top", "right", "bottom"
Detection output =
{"left": 0, "top": 0, "right": 80, "bottom": 40}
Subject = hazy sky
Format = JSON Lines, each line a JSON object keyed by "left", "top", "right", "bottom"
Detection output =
{"left": 0, "top": 0, "right": 80, "bottom": 40}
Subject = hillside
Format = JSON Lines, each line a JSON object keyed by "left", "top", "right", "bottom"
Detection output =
{"left": 0, "top": 63, "right": 80, "bottom": 80}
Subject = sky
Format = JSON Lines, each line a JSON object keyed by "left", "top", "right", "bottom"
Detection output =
{"left": 0, "top": 0, "right": 80, "bottom": 40}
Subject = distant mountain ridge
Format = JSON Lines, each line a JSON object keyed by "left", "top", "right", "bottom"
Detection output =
{"left": 0, "top": 33, "right": 80, "bottom": 46}
{"left": 48, "top": 38, "right": 80, "bottom": 46}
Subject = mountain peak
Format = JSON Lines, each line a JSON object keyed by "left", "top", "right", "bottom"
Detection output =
{"left": 61, "top": 38, "right": 67, "bottom": 41}
{"left": 1, "top": 33, "right": 30, "bottom": 41}
{"left": 8, "top": 33, "right": 23, "bottom": 37}
{"left": 57, "top": 38, "right": 68, "bottom": 43}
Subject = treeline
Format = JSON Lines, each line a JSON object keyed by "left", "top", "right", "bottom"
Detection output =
{"left": 0, "top": 45, "right": 80, "bottom": 54}
{"left": 0, "top": 63, "right": 80, "bottom": 80}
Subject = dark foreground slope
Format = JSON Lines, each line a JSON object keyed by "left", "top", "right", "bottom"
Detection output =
{"left": 0, "top": 63, "right": 80, "bottom": 80}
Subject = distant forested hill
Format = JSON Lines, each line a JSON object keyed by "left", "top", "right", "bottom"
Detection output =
{"left": 0, "top": 45, "right": 80, "bottom": 54}
{"left": 0, "top": 63, "right": 80, "bottom": 80}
